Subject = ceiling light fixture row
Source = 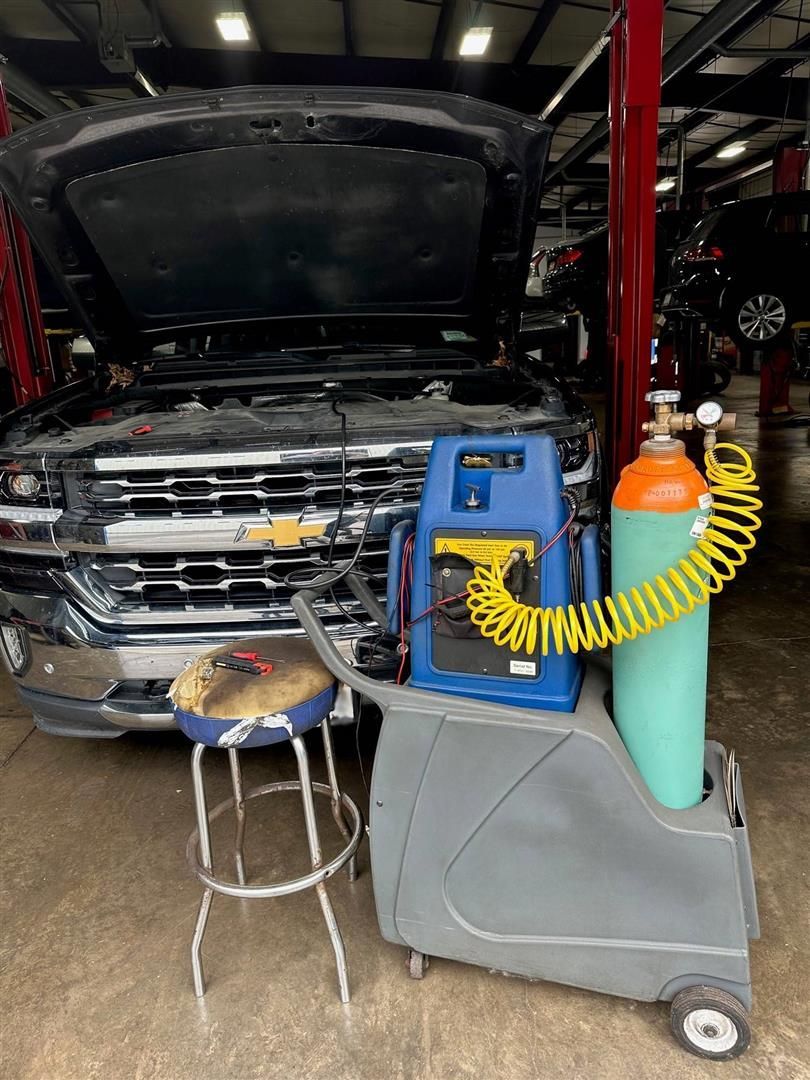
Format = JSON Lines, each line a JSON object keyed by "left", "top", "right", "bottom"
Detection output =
{"left": 716, "top": 143, "right": 748, "bottom": 159}
{"left": 216, "top": 12, "right": 251, "bottom": 42}
{"left": 459, "top": 27, "right": 493, "bottom": 56}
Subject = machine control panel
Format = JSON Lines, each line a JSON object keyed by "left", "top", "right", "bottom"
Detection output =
{"left": 429, "top": 528, "right": 541, "bottom": 680}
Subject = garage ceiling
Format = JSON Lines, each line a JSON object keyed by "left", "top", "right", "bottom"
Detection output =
{"left": 1, "top": 0, "right": 808, "bottom": 227}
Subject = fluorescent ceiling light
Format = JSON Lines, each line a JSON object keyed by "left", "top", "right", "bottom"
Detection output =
{"left": 655, "top": 178, "right": 677, "bottom": 192}
{"left": 716, "top": 142, "right": 747, "bottom": 160}
{"left": 216, "top": 12, "right": 251, "bottom": 41}
{"left": 459, "top": 27, "right": 493, "bottom": 56}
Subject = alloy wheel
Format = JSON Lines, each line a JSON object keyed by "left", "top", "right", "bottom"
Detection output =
{"left": 737, "top": 293, "right": 787, "bottom": 342}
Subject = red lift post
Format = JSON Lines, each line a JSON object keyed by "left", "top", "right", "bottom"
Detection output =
{"left": 606, "top": 0, "right": 665, "bottom": 485}
{"left": 0, "top": 77, "right": 53, "bottom": 407}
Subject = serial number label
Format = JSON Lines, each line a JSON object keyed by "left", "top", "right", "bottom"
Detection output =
{"left": 510, "top": 660, "right": 537, "bottom": 676}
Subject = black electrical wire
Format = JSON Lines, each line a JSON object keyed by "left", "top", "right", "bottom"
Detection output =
{"left": 318, "top": 397, "right": 390, "bottom": 794}
{"left": 354, "top": 630, "right": 388, "bottom": 797}
{"left": 326, "top": 398, "right": 347, "bottom": 570}
{"left": 322, "top": 398, "right": 372, "bottom": 629}
{"left": 283, "top": 481, "right": 400, "bottom": 592}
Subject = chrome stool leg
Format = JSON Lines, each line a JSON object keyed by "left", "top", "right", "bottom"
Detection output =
{"left": 227, "top": 748, "right": 248, "bottom": 886}
{"left": 291, "top": 735, "right": 351, "bottom": 1004}
{"left": 321, "top": 718, "right": 358, "bottom": 883}
{"left": 190, "top": 742, "right": 215, "bottom": 998}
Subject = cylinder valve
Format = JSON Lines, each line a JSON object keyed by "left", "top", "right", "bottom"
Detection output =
{"left": 642, "top": 390, "right": 735, "bottom": 449}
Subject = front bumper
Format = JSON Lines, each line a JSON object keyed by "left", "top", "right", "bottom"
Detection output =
{"left": 0, "top": 586, "right": 361, "bottom": 737}
{"left": 0, "top": 435, "right": 600, "bottom": 738}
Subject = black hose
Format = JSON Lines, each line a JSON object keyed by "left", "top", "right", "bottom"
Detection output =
{"left": 283, "top": 482, "right": 400, "bottom": 593}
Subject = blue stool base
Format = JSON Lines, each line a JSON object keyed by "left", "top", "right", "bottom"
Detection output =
{"left": 175, "top": 684, "right": 336, "bottom": 748}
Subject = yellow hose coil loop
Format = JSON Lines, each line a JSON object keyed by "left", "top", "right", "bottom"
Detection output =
{"left": 465, "top": 443, "right": 762, "bottom": 656}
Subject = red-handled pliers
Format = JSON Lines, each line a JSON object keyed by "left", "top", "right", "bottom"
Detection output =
{"left": 215, "top": 651, "right": 280, "bottom": 676}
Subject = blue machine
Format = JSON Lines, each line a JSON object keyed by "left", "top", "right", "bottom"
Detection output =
{"left": 387, "top": 434, "right": 601, "bottom": 712}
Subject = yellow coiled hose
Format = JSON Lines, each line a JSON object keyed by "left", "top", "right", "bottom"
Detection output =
{"left": 465, "top": 443, "right": 762, "bottom": 656}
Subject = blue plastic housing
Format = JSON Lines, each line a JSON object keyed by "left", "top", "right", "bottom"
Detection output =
{"left": 407, "top": 434, "right": 584, "bottom": 712}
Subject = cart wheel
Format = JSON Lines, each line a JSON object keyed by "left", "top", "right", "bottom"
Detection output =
{"left": 407, "top": 949, "right": 429, "bottom": 980}
{"left": 670, "top": 986, "right": 751, "bottom": 1060}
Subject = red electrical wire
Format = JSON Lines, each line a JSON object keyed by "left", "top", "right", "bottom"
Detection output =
{"left": 528, "top": 508, "right": 576, "bottom": 565}
{"left": 396, "top": 533, "right": 414, "bottom": 684}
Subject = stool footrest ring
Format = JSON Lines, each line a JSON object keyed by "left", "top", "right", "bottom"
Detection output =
{"left": 186, "top": 780, "right": 364, "bottom": 899}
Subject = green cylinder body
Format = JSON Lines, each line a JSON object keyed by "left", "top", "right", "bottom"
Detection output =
{"left": 611, "top": 504, "right": 709, "bottom": 809}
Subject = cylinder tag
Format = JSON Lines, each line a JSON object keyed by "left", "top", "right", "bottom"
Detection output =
{"left": 690, "top": 515, "right": 709, "bottom": 538}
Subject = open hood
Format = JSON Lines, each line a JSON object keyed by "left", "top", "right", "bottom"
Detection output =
{"left": 0, "top": 86, "right": 550, "bottom": 358}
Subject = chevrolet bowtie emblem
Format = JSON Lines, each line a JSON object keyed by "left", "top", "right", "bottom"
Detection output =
{"left": 235, "top": 516, "right": 327, "bottom": 548}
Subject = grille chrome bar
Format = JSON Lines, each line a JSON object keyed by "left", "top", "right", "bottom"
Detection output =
{"left": 75, "top": 537, "right": 390, "bottom": 616}
{"left": 77, "top": 454, "right": 428, "bottom": 517}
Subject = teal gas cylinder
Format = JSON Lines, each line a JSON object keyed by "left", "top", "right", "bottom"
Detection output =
{"left": 611, "top": 437, "right": 711, "bottom": 810}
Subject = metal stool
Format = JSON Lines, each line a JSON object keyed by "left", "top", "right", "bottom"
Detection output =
{"left": 169, "top": 638, "right": 364, "bottom": 1002}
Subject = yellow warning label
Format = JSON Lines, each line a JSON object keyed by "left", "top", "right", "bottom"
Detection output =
{"left": 433, "top": 536, "right": 535, "bottom": 565}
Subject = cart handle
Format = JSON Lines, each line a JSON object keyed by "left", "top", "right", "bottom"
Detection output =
{"left": 291, "top": 571, "right": 398, "bottom": 708}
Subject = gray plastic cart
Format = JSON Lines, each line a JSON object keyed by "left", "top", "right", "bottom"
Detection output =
{"left": 291, "top": 575, "right": 758, "bottom": 1060}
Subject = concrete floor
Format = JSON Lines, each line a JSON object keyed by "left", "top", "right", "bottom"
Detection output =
{"left": 1, "top": 375, "right": 808, "bottom": 1080}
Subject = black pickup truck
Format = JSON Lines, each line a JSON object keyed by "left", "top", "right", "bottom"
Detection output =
{"left": 0, "top": 87, "right": 600, "bottom": 738}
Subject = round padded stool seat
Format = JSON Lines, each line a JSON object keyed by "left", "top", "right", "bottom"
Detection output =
{"left": 169, "top": 637, "right": 336, "bottom": 748}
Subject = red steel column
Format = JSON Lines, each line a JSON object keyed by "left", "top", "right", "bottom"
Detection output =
{"left": 606, "top": 0, "right": 664, "bottom": 485}
{"left": 0, "top": 78, "right": 53, "bottom": 406}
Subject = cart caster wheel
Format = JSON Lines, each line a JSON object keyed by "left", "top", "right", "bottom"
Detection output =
{"left": 670, "top": 986, "right": 751, "bottom": 1060}
{"left": 407, "top": 949, "right": 429, "bottom": 980}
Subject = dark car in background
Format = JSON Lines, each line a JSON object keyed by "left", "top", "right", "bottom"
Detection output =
{"left": 541, "top": 224, "right": 608, "bottom": 322}
{"left": 663, "top": 193, "right": 810, "bottom": 349}
{"left": 542, "top": 211, "right": 695, "bottom": 324}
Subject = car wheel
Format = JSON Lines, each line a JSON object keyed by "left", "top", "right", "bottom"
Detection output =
{"left": 698, "top": 360, "right": 731, "bottom": 395}
{"left": 726, "top": 289, "right": 792, "bottom": 349}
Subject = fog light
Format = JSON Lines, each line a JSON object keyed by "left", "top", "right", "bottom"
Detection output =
{"left": 0, "top": 624, "right": 30, "bottom": 674}
{"left": 6, "top": 473, "right": 41, "bottom": 499}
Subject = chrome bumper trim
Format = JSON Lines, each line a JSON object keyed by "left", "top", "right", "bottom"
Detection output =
{"left": 99, "top": 697, "right": 175, "bottom": 730}
{"left": 0, "top": 587, "right": 370, "bottom": 706}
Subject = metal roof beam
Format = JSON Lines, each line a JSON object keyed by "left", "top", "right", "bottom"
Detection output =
{"left": 0, "top": 55, "right": 69, "bottom": 117}
{"left": 512, "top": 0, "right": 564, "bottom": 71}
{"left": 683, "top": 116, "right": 775, "bottom": 171}
{"left": 431, "top": 0, "right": 455, "bottom": 62}
{"left": 342, "top": 0, "right": 355, "bottom": 57}
{"left": 241, "top": 2, "right": 272, "bottom": 52}
{"left": 663, "top": 0, "right": 775, "bottom": 82}
{"left": 40, "top": 0, "right": 87, "bottom": 41}
{"left": 545, "top": 0, "right": 791, "bottom": 185}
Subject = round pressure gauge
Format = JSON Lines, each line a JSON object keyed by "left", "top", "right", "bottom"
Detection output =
{"left": 696, "top": 400, "right": 724, "bottom": 428}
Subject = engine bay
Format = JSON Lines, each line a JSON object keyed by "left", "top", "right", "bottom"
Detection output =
{"left": 1, "top": 352, "right": 580, "bottom": 453}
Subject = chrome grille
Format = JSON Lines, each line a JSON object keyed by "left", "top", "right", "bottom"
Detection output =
{"left": 79, "top": 537, "right": 389, "bottom": 612}
{"left": 77, "top": 455, "right": 427, "bottom": 516}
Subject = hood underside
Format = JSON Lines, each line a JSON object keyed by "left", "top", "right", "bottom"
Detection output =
{"left": 0, "top": 86, "right": 550, "bottom": 357}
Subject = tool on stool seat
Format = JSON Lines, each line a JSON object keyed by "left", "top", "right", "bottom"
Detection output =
{"left": 214, "top": 652, "right": 277, "bottom": 676}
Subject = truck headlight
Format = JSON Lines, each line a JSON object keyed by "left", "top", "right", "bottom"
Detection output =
{"left": 556, "top": 434, "right": 591, "bottom": 473}
{"left": 6, "top": 473, "right": 42, "bottom": 499}
{"left": 0, "top": 623, "right": 30, "bottom": 674}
